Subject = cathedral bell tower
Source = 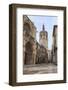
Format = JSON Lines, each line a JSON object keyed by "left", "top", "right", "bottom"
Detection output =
{"left": 39, "top": 24, "right": 48, "bottom": 49}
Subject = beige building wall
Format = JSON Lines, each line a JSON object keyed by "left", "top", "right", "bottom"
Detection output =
{"left": 23, "top": 15, "right": 37, "bottom": 65}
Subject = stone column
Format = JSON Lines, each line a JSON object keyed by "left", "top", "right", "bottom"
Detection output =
{"left": 33, "top": 44, "right": 36, "bottom": 64}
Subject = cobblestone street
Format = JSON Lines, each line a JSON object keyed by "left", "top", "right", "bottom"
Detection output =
{"left": 23, "top": 63, "right": 57, "bottom": 75}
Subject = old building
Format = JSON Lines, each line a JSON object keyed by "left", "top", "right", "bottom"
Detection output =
{"left": 51, "top": 25, "right": 57, "bottom": 65}
{"left": 39, "top": 24, "right": 48, "bottom": 49}
{"left": 36, "top": 42, "right": 48, "bottom": 64}
{"left": 23, "top": 15, "right": 48, "bottom": 65}
{"left": 37, "top": 24, "right": 48, "bottom": 63}
{"left": 23, "top": 15, "right": 37, "bottom": 65}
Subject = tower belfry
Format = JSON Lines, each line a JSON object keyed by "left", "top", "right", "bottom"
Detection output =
{"left": 39, "top": 24, "right": 48, "bottom": 49}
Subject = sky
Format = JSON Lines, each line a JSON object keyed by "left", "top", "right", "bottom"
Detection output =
{"left": 28, "top": 15, "right": 57, "bottom": 50}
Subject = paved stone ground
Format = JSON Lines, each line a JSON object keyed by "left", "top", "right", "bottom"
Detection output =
{"left": 23, "top": 63, "right": 57, "bottom": 75}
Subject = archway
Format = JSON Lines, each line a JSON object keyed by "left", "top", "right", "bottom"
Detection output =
{"left": 24, "top": 42, "right": 33, "bottom": 65}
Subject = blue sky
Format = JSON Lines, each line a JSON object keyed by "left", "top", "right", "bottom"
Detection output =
{"left": 28, "top": 15, "right": 57, "bottom": 50}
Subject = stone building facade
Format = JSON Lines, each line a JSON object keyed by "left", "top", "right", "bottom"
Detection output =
{"left": 23, "top": 15, "right": 37, "bottom": 65}
{"left": 23, "top": 15, "right": 48, "bottom": 65}
{"left": 36, "top": 42, "right": 48, "bottom": 64}
{"left": 37, "top": 24, "right": 48, "bottom": 63}
{"left": 51, "top": 25, "right": 57, "bottom": 65}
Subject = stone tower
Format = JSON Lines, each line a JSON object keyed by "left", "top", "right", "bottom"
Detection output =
{"left": 39, "top": 24, "right": 48, "bottom": 49}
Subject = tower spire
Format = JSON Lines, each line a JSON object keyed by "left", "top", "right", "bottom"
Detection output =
{"left": 42, "top": 24, "right": 45, "bottom": 31}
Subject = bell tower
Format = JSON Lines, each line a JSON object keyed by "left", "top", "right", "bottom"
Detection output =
{"left": 39, "top": 24, "right": 48, "bottom": 49}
